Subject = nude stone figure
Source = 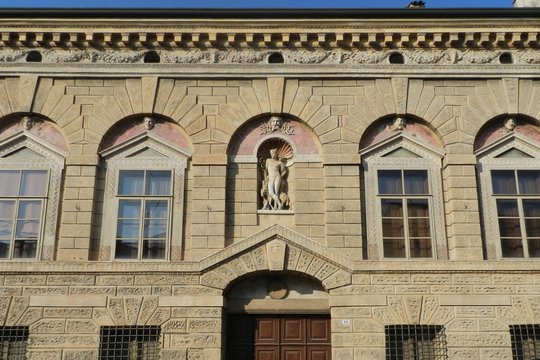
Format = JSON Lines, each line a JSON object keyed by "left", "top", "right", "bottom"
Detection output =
{"left": 261, "top": 148, "right": 289, "bottom": 210}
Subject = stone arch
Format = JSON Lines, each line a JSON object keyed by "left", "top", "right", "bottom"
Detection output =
{"left": 200, "top": 225, "right": 352, "bottom": 293}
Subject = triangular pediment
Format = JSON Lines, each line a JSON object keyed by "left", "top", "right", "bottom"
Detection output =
{"left": 199, "top": 225, "right": 352, "bottom": 291}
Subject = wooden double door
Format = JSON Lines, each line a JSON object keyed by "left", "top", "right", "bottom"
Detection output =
{"left": 227, "top": 314, "right": 331, "bottom": 360}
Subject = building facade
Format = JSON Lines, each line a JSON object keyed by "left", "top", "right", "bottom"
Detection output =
{"left": 0, "top": 8, "right": 540, "bottom": 359}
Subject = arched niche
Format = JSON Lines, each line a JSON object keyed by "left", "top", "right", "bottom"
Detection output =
{"left": 226, "top": 114, "right": 322, "bottom": 217}
{"left": 226, "top": 272, "right": 329, "bottom": 314}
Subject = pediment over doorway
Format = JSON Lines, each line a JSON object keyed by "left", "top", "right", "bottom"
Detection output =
{"left": 198, "top": 225, "right": 352, "bottom": 292}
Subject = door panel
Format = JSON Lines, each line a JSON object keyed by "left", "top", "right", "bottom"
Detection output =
{"left": 308, "top": 346, "right": 331, "bottom": 360}
{"left": 256, "top": 318, "right": 279, "bottom": 344}
{"left": 255, "top": 346, "right": 279, "bottom": 360}
{"left": 227, "top": 315, "right": 331, "bottom": 360}
{"left": 281, "top": 346, "right": 305, "bottom": 360}
{"left": 307, "top": 318, "right": 331, "bottom": 343}
{"left": 281, "top": 318, "right": 305, "bottom": 343}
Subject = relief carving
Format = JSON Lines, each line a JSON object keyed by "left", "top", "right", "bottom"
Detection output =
{"left": 266, "top": 240, "right": 286, "bottom": 271}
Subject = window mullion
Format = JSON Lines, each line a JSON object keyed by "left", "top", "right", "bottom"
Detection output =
{"left": 518, "top": 197, "right": 529, "bottom": 258}
{"left": 139, "top": 196, "right": 146, "bottom": 260}
{"left": 403, "top": 197, "right": 410, "bottom": 259}
{"left": 9, "top": 199, "right": 19, "bottom": 260}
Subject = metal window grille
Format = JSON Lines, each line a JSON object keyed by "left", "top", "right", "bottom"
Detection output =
{"left": 0, "top": 326, "right": 28, "bottom": 360}
{"left": 386, "top": 325, "right": 448, "bottom": 360}
{"left": 510, "top": 324, "right": 540, "bottom": 360}
{"left": 99, "top": 326, "right": 160, "bottom": 360}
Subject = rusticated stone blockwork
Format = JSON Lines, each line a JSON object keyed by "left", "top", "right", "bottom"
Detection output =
{"left": 0, "top": 8, "right": 540, "bottom": 360}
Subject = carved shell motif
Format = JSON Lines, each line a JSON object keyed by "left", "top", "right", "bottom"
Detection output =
{"left": 257, "top": 138, "right": 294, "bottom": 166}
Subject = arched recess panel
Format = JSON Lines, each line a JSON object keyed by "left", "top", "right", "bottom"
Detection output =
{"left": 360, "top": 115, "right": 448, "bottom": 260}
{"left": 0, "top": 114, "right": 68, "bottom": 261}
{"left": 475, "top": 115, "right": 540, "bottom": 260}
{"left": 96, "top": 115, "right": 192, "bottom": 261}
{"left": 225, "top": 114, "right": 322, "bottom": 245}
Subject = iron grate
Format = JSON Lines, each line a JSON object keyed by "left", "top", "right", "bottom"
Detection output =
{"left": 0, "top": 326, "right": 28, "bottom": 360}
{"left": 385, "top": 324, "right": 448, "bottom": 360}
{"left": 510, "top": 324, "right": 540, "bottom": 360}
{"left": 99, "top": 326, "right": 161, "bottom": 360}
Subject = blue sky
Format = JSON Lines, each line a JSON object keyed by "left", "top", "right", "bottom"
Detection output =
{"left": 4, "top": 0, "right": 511, "bottom": 8}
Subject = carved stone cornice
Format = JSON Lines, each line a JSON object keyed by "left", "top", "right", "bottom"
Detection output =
{"left": 0, "top": 29, "right": 538, "bottom": 50}
{"left": 0, "top": 17, "right": 539, "bottom": 65}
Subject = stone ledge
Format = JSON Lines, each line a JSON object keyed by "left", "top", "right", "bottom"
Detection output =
{"left": 29, "top": 295, "right": 107, "bottom": 307}
{"left": 159, "top": 296, "right": 224, "bottom": 307}
{"left": 439, "top": 295, "right": 512, "bottom": 306}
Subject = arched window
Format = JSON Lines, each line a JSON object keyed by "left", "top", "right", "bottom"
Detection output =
{"left": 361, "top": 117, "right": 446, "bottom": 260}
{"left": 99, "top": 117, "right": 191, "bottom": 261}
{"left": 476, "top": 117, "right": 540, "bottom": 259}
{"left": 0, "top": 116, "right": 67, "bottom": 260}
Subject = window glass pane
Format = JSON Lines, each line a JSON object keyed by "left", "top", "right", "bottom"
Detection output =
{"left": 518, "top": 170, "right": 540, "bottom": 195}
{"left": 17, "top": 201, "right": 42, "bottom": 219}
{"left": 501, "top": 238, "right": 524, "bottom": 258}
{"left": 382, "top": 218, "right": 404, "bottom": 237}
{"left": 0, "top": 240, "right": 9, "bottom": 258}
{"left": 383, "top": 238, "right": 405, "bottom": 258}
{"left": 492, "top": 170, "right": 517, "bottom": 194}
{"left": 525, "top": 219, "right": 540, "bottom": 238}
{"left": 116, "top": 219, "right": 140, "bottom": 239}
{"left": 497, "top": 199, "right": 519, "bottom": 217}
{"left": 528, "top": 239, "right": 540, "bottom": 258}
{"left": 142, "top": 240, "right": 165, "bottom": 259}
{"left": 118, "top": 200, "right": 141, "bottom": 218}
{"left": 381, "top": 199, "right": 403, "bottom": 217}
{"left": 15, "top": 220, "right": 39, "bottom": 239}
{"left": 13, "top": 239, "right": 37, "bottom": 258}
{"left": 407, "top": 199, "right": 429, "bottom": 217}
{"left": 145, "top": 200, "right": 168, "bottom": 219}
{"left": 115, "top": 240, "right": 138, "bottom": 259}
{"left": 524, "top": 200, "right": 540, "bottom": 217}
{"left": 118, "top": 170, "right": 144, "bottom": 195}
{"left": 378, "top": 170, "right": 402, "bottom": 195}
{"left": 410, "top": 239, "right": 432, "bottom": 258}
{"left": 145, "top": 171, "right": 172, "bottom": 195}
{"left": 404, "top": 170, "right": 429, "bottom": 195}
{"left": 0, "top": 200, "right": 15, "bottom": 219}
{"left": 0, "top": 220, "right": 13, "bottom": 239}
{"left": 0, "top": 170, "right": 20, "bottom": 196}
{"left": 498, "top": 218, "right": 522, "bottom": 238}
{"left": 20, "top": 170, "right": 48, "bottom": 196}
{"left": 409, "top": 218, "right": 431, "bottom": 238}
{"left": 143, "top": 220, "right": 167, "bottom": 239}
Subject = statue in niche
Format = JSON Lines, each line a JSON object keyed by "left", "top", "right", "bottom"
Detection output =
{"left": 260, "top": 148, "right": 290, "bottom": 210}
{"left": 260, "top": 115, "right": 295, "bottom": 135}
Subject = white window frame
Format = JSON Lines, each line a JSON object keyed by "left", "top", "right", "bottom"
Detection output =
{"left": 361, "top": 132, "right": 447, "bottom": 260}
{"left": 99, "top": 133, "right": 189, "bottom": 261}
{"left": 476, "top": 132, "right": 540, "bottom": 260}
{"left": 0, "top": 131, "right": 66, "bottom": 261}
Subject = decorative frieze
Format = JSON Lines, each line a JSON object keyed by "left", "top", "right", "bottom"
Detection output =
{"left": 1, "top": 47, "right": 540, "bottom": 65}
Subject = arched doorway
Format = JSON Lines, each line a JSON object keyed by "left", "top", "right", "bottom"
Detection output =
{"left": 225, "top": 273, "right": 331, "bottom": 360}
